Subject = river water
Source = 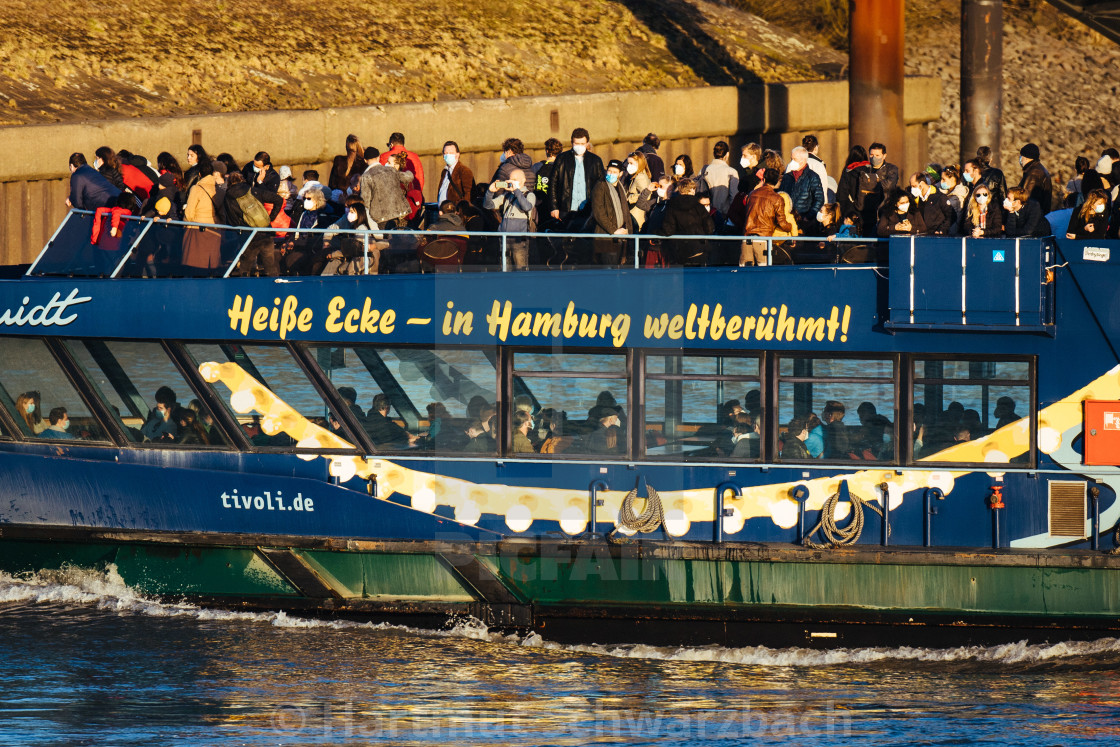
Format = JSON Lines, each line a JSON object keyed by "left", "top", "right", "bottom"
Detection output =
{"left": 0, "top": 567, "right": 1117, "bottom": 746}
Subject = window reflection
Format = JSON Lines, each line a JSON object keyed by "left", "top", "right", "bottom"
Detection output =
{"left": 65, "top": 340, "right": 227, "bottom": 447}
{"left": 186, "top": 343, "right": 357, "bottom": 450}
{"left": 643, "top": 354, "right": 761, "bottom": 461}
{"left": 777, "top": 356, "right": 896, "bottom": 462}
{"left": 0, "top": 337, "right": 108, "bottom": 443}
{"left": 512, "top": 352, "right": 627, "bottom": 458}
{"left": 309, "top": 346, "right": 499, "bottom": 455}
{"left": 912, "top": 358, "right": 1031, "bottom": 463}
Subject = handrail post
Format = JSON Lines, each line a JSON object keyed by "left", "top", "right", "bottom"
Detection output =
{"left": 589, "top": 479, "right": 608, "bottom": 536}
{"left": 501, "top": 234, "right": 508, "bottom": 272}
{"left": 26, "top": 210, "right": 77, "bottom": 276}
{"left": 1090, "top": 486, "right": 1101, "bottom": 551}
{"left": 789, "top": 484, "right": 811, "bottom": 544}
{"left": 880, "top": 482, "right": 891, "bottom": 546}
{"left": 924, "top": 487, "right": 944, "bottom": 547}
{"left": 633, "top": 234, "right": 640, "bottom": 269}
{"left": 766, "top": 237, "right": 772, "bottom": 266}
{"left": 109, "top": 217, "right": 155, "bottom": 278}
{"left": 222, "top": 228, "right": 259, "bottom": 278}
{"left": 363, "top": 233, "right": 370, "bottom": 275}
{"left": 714, "top": 482, "right": 741, "bottom": 543}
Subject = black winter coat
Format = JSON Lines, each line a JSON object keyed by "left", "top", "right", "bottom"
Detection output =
{"left": 918, "top": 191, "right": 955, "bottom": 235}
{"left": 1004, "top": 199, "right": 1048, "bottom": 238}
{"left": 1017, "top": 161, "right": 1053, "bottom": 214}
{"left": 548, "top": 150, "right": 605, "bottom": 219}
{"left": 661, "top": 193, "right": 714, "bottom": 264}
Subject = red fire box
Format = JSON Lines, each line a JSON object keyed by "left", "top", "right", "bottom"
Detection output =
{"left": 1084, "top": 400, "right": 1120, "bottom": 466}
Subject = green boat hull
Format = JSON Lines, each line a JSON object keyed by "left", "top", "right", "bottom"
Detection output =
{"left": 2, "top": 527, "right": 1118, "bottom": 647}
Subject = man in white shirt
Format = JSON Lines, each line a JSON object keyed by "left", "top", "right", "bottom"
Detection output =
{"left": 698, "top": 141, "right": 738, "bottom": 216}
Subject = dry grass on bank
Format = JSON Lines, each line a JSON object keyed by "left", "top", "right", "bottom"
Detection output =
{"left": 0, "top": 0, "right": 839, "bottom": 126}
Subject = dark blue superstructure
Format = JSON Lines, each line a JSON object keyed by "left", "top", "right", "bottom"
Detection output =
{"left": 2, "top": 221, "right": 1120, "bottom": 555}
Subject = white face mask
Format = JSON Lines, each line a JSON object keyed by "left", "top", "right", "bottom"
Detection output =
{"left": 674, "top": 164, "right": 685, "bottom": 176}
{"left": 740, "top": 157, "right": 752, "bottom": 168}
{"left": 1096, "top": 204, "right": 1107, "bottom": 214}
{"left": 94, "top": 159, "right": 103, "bottom": 170}
{"left": 572, "top": 144, "right": 587, "bottom": 156}
{"left": 347, "top": 210, "right": 358, "bottom": 223}
{"left": 626, "top": 162, "right": 638, "bottom": 175}
{"left": 910, "top": 186, "right": 922, "bottom": 198}
{"left": 897, "top": 202, "right": 910, "bottom": 213}
{"left": 304, "top": 199, "right": 315, "bottom": 211}
{"left": 656, "top": 187, "right": 668, "bottom": 199}
{"left": 1003, "top": 198, "right": 1013, "bottom": 211}
{"left": 253, "top": 165, "right": 261, "bottom": 173}
{"left": 816, "top": 210, "right": 828, "bottom": 223}
{"left": 976, "top": 194, "right": 989, "bottom": 205}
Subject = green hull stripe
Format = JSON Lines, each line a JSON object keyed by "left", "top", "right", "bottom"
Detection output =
{"left": 2, "top": 538, "right": 1118, "bottom": 618}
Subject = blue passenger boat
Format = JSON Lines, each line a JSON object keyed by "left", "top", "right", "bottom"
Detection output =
{"left": 1, "top": 210, "right": 1118, "bottom": 648}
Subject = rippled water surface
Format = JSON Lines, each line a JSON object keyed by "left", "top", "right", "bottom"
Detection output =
{"left": 1, "top": 568, "right": 1118, "bottom": 746}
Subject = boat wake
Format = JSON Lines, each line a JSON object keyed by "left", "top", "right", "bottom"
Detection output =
{"left": 3, "top": 566, "right": 1119, "bottom": 669}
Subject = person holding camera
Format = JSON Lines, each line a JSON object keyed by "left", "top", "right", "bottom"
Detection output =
{"left": 483, "top": 169, "right": 536, "bottom": 270}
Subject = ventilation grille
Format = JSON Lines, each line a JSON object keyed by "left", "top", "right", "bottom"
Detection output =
{"left": 1049, "top": 481, "right": 1087, "bottom": 537}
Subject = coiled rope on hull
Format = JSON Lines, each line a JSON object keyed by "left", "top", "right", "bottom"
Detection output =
{"left": 612, "top": 483, "right": 664, "bottom": 536}
{"left": 802, "top": 487, "right": 883, "bottom": 549}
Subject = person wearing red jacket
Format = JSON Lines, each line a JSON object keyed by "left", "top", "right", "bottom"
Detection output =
{"left": 379, "top": 132, "right": 425, "bottom": 193}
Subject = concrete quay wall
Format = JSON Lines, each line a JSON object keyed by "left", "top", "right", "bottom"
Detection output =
{"left": 0, "top": 79, "right": 941, "bottom": 265}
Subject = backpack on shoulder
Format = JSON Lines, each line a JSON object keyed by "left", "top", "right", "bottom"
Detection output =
{"left": 237, "top": 191, "right": 271, "bottom": 228}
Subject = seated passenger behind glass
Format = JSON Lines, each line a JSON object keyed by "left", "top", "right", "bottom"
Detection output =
{"left": 537, "top": 409, "right": 574, "bottom": 454}
{"left": 584, "top": 406, "right": 622, "bottom": 455}
{"left": 961, "top": 409, "right": 986, "bottom": 439}
{"left": 804, "top": 413, "right": 824, "bottom": 458}
{"left": 364, "top": 393, "right": 420, "bottom": 447}
{"left": 582, "top": 391, "right": 625, "bottom": 437}
{"left": 188, "top": 399, "right": 215, "bottom": 436}
{"left": 462, "top": 421, "right": 494, "bottom": 453}
{"left": 821, "top": 400, "right": 849, "bottom": 459}
{"left": 780, "top": 417, "right": 810, "bottom": 460}
{"left": 15, "top": 391, "right": 47, "bottom": 434}
{"left": 994, "top": 396, "right": 1019, "bottom": 429}
{"left": 174, "top": 407, "right": 210, "bottom": 445}
{"left": 39, "top": 407, "right": 76, "bottom": 440}
{"left": 141, "top": 386, "right": 179, "bottom": 442}
{"left": 729, "top": 413, "right": 760, "bottom": 459}
{"left": 854, "top": 401, "right": 892, "bottom": 459}
{"left": 512, "top": 410, "right": 536, "bottom": 454}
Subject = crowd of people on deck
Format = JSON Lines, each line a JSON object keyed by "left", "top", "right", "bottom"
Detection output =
{"left": 64, "top": 129, "right": 1120, "bottom": 276}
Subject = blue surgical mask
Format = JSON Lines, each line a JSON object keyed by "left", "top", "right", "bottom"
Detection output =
{"left": 253, "top": 165, "right": 261, "bottom": 173}
{"left": 26, "top": 403, "right": 34, "bottom": 413}
{"left": 963, "top": 171, "right": 974, "bottom": 184}
{"left": 443, "top": 153, "right": 457, "bottom": 167}
{"left": 500, "top": 153, "right": 507, "bottom": 164}
{"left": 605, "top": 173, "right": 618, "bottom": 185}
{"left": 939, "top": 181, "right": 950, "bottom": 191}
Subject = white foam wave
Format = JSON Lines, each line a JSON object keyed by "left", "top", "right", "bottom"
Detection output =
{"left": 3, "top": 568, "right": 1118, "bottom": 667}
{"left": 515, "top": 633, "right": 1120, "bottom": 667}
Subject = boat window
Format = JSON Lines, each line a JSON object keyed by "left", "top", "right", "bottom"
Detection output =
{"left": 0, "top": 337, "right": 110, "bottom": 443}
{"left": 184, "top": 343, "right": 359, "bottom": 451}
{"left": 511, "top": 351, "right": 628, "bottom": 458}
{"left": 643, "top": 354, "right": 762, "bottom": 461}
{"left": 308, "top": 346, "right": 498, "bottom": 455}
{"left": 63, "top": 340, "right": 229, "bottom": 448}
{"left": 912, "top": 358, "right": 1032, "bottom": 464}
{"left": 776, "top": 356, "right": 897, "bottom": 463}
